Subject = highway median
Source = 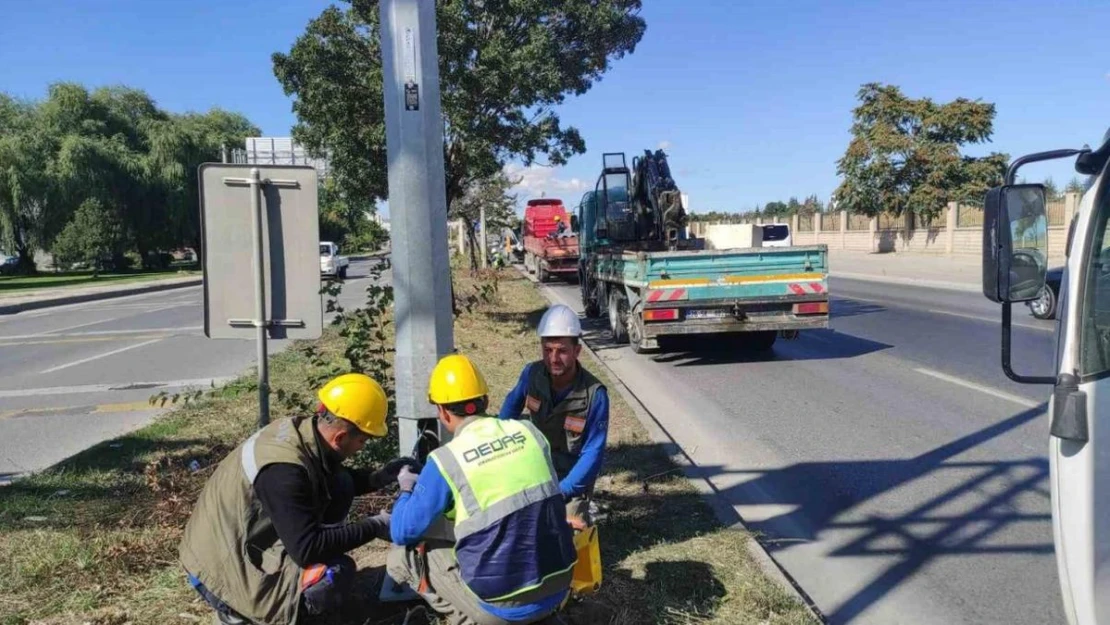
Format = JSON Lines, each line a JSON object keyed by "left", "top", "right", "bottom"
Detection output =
{"left": 0, "top": 262, "right": 816, "bottom": 625}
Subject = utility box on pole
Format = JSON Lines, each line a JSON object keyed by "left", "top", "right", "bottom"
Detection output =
{"left": 381, "top": 0, "right": 454, "bottom": 458}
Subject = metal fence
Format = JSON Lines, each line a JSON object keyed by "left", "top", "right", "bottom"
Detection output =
{"left": 231, "top": 137, "right": 331, "bottom": 179}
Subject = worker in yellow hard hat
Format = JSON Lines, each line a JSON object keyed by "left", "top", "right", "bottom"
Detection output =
{"left": 180, "top": 373, "right": 417, "bottom": 625}
{"left": 385, "top": 354, "right": 576, "bottom": 625}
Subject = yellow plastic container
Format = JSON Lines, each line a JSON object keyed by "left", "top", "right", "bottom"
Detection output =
{"left": 571, "top": 525, "right": 602, "bottom": 595}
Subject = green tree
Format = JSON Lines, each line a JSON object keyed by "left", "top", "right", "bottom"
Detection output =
{"left": 272, "top": 0, "right": 646, "bottom": 211}
{"left": 50, "top": 198, "right": 127, "bottom": 274}
{"left": 452, "top": 170, "right": 520, "bottom": 270}
{"left": 834, "top": 83, "right": 1008, "bottom": 221}
{"left": 1066, "top": 175, "right": 1089, "bottom": 196}
{"left": 0, "top": 94, "right": 54, "bottom": 271}
{"left": 1042, "top": 177, "right": 1061, "bottom": 201}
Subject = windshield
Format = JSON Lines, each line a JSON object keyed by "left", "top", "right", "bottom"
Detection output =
{"left": 320, "top": 244, "right": 331, "bottom": 256}
{"left": 762, "top": 225, "right": 789, "bottom": 242}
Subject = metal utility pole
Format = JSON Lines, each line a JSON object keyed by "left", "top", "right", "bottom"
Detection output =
{"left": 381, "top": 0, "right": 454, "bottom": 455}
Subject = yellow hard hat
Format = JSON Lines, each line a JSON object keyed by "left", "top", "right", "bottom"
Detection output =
{"left": 428, "top": 353, "right": 489, "bottom": 406}
{"left": 553, "top": 215, "right": 562, "bottom": 221}
{"left": 317, "top": 373, "right": 388, "bottom": 437}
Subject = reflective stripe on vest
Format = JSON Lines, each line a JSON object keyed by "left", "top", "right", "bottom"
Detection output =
{"left": 240, "top": 431, "right": 263, "bottom": 483}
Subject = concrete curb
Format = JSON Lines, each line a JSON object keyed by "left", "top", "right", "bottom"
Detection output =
{"left": 830, "top": 270, "right": 980, "bottom": 293}
{"left": 0, "top": 278, "right": 202, "bottom": 315}
{"left": 518, "top": 266, "right": 826, "bottom": 622}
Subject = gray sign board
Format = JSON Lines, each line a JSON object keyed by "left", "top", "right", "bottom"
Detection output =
{"left": 199, "top": 163, "right": 323, "bottom": 340}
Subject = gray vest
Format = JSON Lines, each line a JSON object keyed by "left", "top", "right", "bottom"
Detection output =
{"left": 523, "top": 362, "right": 604, "bottom": 477}
{"left": 179, "top": 416, "right": 332, "bottom": 625}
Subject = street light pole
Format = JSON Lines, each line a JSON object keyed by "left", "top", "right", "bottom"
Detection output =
{"left": 380, "top": 0, "right": 454, "bottom": 456}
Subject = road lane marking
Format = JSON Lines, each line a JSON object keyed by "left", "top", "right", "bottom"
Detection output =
{"left": 0, "top": 401, "right": 156, "bottom": 421}
{"left": 0, "top": 326, "right": 202, "bottom": 341}
{"left": 926, "top": 308, "right": 1054, "bottom": 332}
{"left": 0, "top": 334, "right": 172, "bottom": 346}
{"left": 0, "top": 377, "right": 236, "bottom": 399}
{"left": 0, "top": 285, "right": 202, "bottom": 320}
{"left": 913, "top": 367, "right": 1041, "bottom": 408}
{"left": 40, "top": 338, "right": 163, "bottom": 374}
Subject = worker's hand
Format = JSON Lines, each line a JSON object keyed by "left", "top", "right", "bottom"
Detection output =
{"left": 367, "top": 457, "right": 419, "bottom": 490}
{"left": 365, "top": 512, "right": 391, "bottom": 542}
{"left": 397, "top": 465, "right": 419, "bottom": 493}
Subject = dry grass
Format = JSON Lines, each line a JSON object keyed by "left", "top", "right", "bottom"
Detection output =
{"left": 0, "top": 265, "right": 816, "bottom": 625}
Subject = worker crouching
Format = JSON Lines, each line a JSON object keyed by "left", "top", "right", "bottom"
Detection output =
{"left": 388, "top": 354, "right": 577, "bottom": 625}
{"left": 179, "top": 373, "right": 414, "bottom": 625}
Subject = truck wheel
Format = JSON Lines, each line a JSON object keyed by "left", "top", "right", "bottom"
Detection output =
{"left": 746, "top": 331, "right": 777, "bottom": 352}
{"left": 538, "top": 264, "right": 550, "bottom": 283}
{"left": 608, "top": 291, "right": 628, "bottom": 344}
{"left": 339, "top": 266, "right": 348, "bottom": 280}
{"left": 627, "top": 313, "right": 648, "bottom": 354}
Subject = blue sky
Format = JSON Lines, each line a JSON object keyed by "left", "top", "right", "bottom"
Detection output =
{"left": 2, "top": 0, "right": 1108, "bottom": 217}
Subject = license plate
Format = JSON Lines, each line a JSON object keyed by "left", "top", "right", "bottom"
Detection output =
{"left": 686, "top": 309, "right": 728, "bottom": 320}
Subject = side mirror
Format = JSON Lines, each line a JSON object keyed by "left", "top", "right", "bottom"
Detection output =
{"left": 982, "top": 183, "right": 1049, "bottom": 304}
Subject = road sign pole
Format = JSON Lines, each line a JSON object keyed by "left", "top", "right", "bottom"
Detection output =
{"left": 249, "top": 167, "right": 271, "bottom": 428}
{"left": 381, "top": 0, "right": 454, "bottom": 456}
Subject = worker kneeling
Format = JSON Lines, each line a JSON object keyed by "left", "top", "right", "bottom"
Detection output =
{"left": 179, "top": 373, "right": 412, "bottom": 625}
{"left": 388, "top": 354, "right": 577, "bottom": 625}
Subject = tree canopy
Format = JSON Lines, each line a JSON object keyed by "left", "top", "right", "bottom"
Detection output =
{"left": 0, "top": 83, "right": 258, "bottom": 271}
{"left": 834, "top": 83, "right": 1008, "bottom": 222}
{"left": 272, "top": 0, "right": 646, "bottom": 212}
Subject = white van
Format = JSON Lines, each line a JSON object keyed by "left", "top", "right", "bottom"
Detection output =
{"left": 760, "top": 223, "right": 792, "bottom": 247}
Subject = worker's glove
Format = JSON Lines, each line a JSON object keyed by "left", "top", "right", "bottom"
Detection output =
{"left": 363, "top": 512, "right": 391, "bottom": 542}
{"left": 397, "top": 465, "right": 419, "bottom": 493}
{"left": 368, "top": 457, "right": 419, "bottom": 490}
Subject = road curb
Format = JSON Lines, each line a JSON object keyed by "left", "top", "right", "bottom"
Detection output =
{"left": 519, "top": 266, "right": 827, "bottom": 623}
{"left": 830, "top": 270, "right": 980, "bottom": 293}
{"left": 0, "top": 278, "right": 202, "bottom": 315}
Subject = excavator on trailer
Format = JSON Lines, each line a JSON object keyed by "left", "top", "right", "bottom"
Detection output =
{"left": 576, "top": 150, "right": 829, "bottom": 353}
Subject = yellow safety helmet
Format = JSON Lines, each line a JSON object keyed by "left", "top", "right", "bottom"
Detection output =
{"left": 427, "top": 354, "right": 489, "bottom": 411}
{"left": 317, "top": 373, "right": 388, "bottom": 437}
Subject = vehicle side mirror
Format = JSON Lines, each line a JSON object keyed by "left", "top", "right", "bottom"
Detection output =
{"left": 982, "top": 183, "right": 1049, "bottom": 304}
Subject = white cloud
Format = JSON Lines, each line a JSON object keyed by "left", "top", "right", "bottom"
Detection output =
{"left": 657, "top": 140, "right": 672, "bottom": 150}
{"left": 502, "top": 163, "right": 590, "bottom": 205}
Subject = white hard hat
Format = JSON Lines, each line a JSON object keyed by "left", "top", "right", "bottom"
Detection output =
{"left": 537, "top": 304, "right": 582, "bottom": 338}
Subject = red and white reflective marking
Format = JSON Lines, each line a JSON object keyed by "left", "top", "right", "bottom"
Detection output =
{"left": 788, "top": 282, "right": 826, "bottom": 295}
{"left": 646, "top": 288, "right": 689, "bottom": 302}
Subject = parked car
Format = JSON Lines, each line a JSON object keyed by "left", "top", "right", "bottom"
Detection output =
{"left": 1029, "top": 266, "right": 1063, "bottom": 320}
{"left": 760, "top": 223, "right": 792, "bottom": 247}
{"left": 320, "top": 241, "right": 349, "bottom": 279}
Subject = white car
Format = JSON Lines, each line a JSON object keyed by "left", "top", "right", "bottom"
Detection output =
{"left": 320, "top": 241, "right": 349, "bottom": 279}
{"left": 760, "top": 223, "right": 792, "bottom": 247}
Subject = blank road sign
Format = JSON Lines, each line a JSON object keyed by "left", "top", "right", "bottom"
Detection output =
{"left": 199, "top": 164, "right": 323, "bottom": 340}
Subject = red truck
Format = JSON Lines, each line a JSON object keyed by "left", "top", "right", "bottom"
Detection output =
{"left": 522, "top": 198, "right": 579, "bottom": 283}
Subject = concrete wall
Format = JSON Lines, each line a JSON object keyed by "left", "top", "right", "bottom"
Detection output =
{"left": 690, "top": 193, "right": 1078, "bottom": 262}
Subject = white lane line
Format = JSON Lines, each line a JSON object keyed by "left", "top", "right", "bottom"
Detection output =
{"left": 39, "top": 338, "right": 163, "bottom": 374}
{"left": 0, "top": 376, "right": 236, "bottom": 399}
{"left": 0, "top": 326, "right": 202, "bottom": 341}
{"left": 927, "top": 308, "right": 1054, "bottom": 332}
{"left": 1, "top": 285, "right": 202, "bottom": 320}
{"left": 913, "top": 367, "right": 1041, "bottom": 408}
{"left": 40, "top": 317, "right": 126, "bottom": 335}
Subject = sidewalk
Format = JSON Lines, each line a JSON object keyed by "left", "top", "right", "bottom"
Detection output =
{"left": 0, "top": 274, "right": 202, "bottom": 315}
{"left": 827, "top": 250, "right": 980, "bottom": 292}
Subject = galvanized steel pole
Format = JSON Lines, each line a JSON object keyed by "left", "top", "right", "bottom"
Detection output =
{"left": 248, "top": 167, "right": 270, "bottom": 428}
{"left": 380, "top": 0, "right": 454, "bottom": 455}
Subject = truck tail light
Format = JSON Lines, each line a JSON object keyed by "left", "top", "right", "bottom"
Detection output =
{"left": 643, "top": 309, "right": 678, "bottom": 321}
{"left": 793, "top": 302, "right": 828, "bottom": 315}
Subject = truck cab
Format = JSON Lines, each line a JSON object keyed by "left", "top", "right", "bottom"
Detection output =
{"left": 981, "top": 129, "right": 1110, "bottom": 625}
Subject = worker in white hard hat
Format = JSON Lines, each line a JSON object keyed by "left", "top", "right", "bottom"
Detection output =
{"left": 498, "top": 304, "right": 609, "bottom": 524}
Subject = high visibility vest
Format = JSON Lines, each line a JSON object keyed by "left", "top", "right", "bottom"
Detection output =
{"left": 430, "top": 417, "right": 576, "bottom": 603}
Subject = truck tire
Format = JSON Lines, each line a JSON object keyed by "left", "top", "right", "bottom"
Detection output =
{"left": 608, "top": 291, "right": 628, "bottom": 344}
{"left": 538, "top": 264, "right": 550, "bottom": 283}
{"left": 627, "top": 312, "right": 649, "bottom": 354}
{"left": 339, "top": 266, "right": 348, "bottom": 280}
{"left": 746, "top": 331, "right": 777, "bottom": 352}
{"left": 582, "top": 280, "right": 601, "bottom": 318}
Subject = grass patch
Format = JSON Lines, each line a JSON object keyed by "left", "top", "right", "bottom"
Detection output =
{"left": 0, "top": 264, "right": 816, "bottom": 625}
{"left": 0, "top": 267, "right": 199, "bottom": 296}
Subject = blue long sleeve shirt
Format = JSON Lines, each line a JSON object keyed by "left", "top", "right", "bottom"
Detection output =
{"left": 498, "top": 363, "right": 609, "bottom": 498}
{"left": 390, "top": 449, "right": 567, "bottom": 620}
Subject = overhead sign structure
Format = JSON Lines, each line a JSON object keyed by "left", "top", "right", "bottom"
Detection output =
{"left": 199, "top": 163, "right": 323, "bottom": 427}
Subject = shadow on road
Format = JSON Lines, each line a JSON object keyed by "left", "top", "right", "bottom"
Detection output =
{"left": 830, "top": 298, "right": 887, "bottom": 319}
{"left": 666, "top": 402, "right": 1053, "bottom": 624}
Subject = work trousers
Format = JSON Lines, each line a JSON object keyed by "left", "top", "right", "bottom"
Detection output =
{"left": 386, "top": 541, "right": 559, "bottom": 625}
{"left": 190, "top": 470, "right": 358, "bottom": 625}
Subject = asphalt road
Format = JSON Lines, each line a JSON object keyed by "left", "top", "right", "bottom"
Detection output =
{"left": 540, "top": 274, "right": 1062, "bottom": 625}
{"left": 0, "top": 258, "right": 389, "bottom": 483}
